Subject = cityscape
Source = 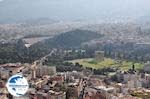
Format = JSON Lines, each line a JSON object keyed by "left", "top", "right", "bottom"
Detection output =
{"left": 0, "top": 0, "right": 150, "bottom": 99}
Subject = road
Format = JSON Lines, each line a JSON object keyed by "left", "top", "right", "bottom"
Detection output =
{"left": 31, "top": 49, "right": 56, "bottom": 69}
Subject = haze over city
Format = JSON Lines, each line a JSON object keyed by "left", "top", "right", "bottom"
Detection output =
{"left": 0, "top": 0, "right": 150, "bottom": 99}
{"left": 0, "top": 0, "right": 150, "bottom": 23}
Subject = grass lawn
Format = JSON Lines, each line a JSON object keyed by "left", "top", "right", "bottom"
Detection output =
{"left": 69, "top": 58, "right": 144, "bottom": 71}
{"left": 131, "top": 92, "right": 150, "bottom": 99}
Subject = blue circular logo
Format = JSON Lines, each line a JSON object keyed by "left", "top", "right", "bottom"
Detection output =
{"left": 6, "top": 74, "right": 29, "bottom": 97}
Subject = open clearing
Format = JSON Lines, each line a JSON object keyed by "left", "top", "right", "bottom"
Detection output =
{"left": 69, "top": 58, "right": 144, "bottom": 71}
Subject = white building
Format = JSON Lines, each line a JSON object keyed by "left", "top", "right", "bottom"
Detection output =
{"left": 144, "top": 61, "right": 150, "bottom": 73}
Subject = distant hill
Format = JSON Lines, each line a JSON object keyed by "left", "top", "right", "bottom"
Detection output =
{"left": 42, "top": 29, "right": 102, "bottom": 48}
{"left": 0, "top": 21, "right": 88, "bottom": 40}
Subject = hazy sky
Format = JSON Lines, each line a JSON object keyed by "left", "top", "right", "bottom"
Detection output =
{"left": 0, "top": 0, "right": 150, "bottom": 23}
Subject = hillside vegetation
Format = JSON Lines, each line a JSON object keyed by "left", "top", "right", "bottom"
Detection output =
{"left": 43, "top": 29, "right": 102, "bottom": 48}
